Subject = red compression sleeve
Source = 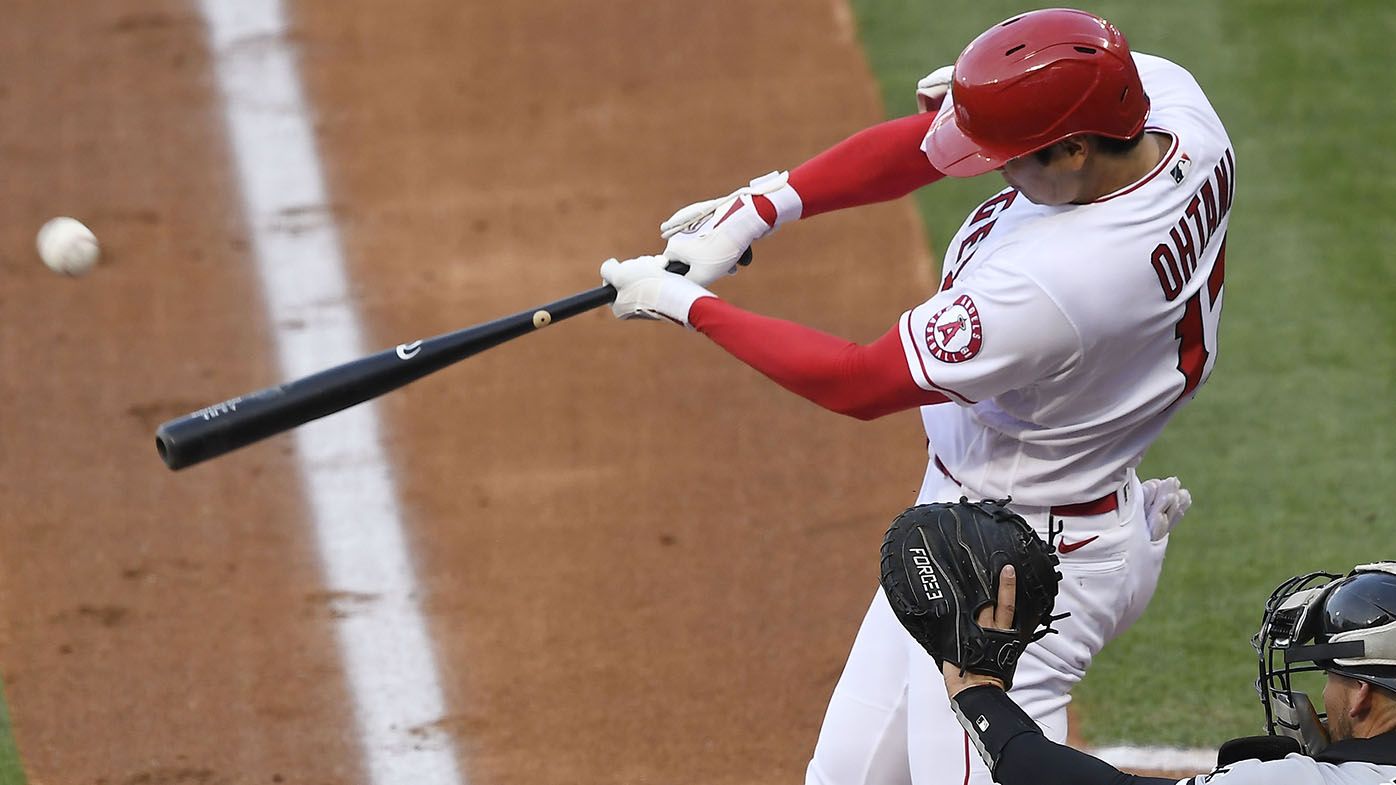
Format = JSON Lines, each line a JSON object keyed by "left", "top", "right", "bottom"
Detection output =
{"left": 689, "top": 297, "right": 949, "bottom": 420}
{"left": 753, "top": 112, "right": 945, "bottom": 224}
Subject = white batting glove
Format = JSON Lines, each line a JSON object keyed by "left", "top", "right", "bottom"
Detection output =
{"left": 1140, "top": 476, "right": 1192, "bottom": 542}
{"left": 915, "top": 65, "right": 954, "bottom": 113}
{"left": 600, "top": 255, "right": 716, "bottom": 327}
{"left": 658, "top": 171, "right": 802, "bottom": 287}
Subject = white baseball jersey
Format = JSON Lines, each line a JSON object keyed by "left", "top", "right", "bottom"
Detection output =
{"left": 1180, "top": 755, "right": 1396, "bottom": 785}
{"left": 900, "top": 53, "right": 1235, "bottom": 506}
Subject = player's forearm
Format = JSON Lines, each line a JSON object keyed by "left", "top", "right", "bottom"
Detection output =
{"left": 752, "top": 113, "right": 945, "bottom": 224}
{"left": 952, "top": 686, "right": 1177, "bottom": 785}
{"left": 689, "top": 298, "right": 947, "bottom": 419}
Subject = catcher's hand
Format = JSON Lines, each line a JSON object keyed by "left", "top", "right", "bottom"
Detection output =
{"left": 878, "top": 499, "right": 1062, "bottom": 690}
{"left": 941, "top": 563, "right": 1018, "bottom": 695}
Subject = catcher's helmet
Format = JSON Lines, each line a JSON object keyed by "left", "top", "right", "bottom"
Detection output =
{"left": 925, "top": 8, "right": 1150, "bottom": 177}
{"left": 1253, "top": 562, "right": 1396, "bottom": 753}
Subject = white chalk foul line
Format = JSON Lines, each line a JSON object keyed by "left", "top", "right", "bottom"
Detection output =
{"left": 196, "top": 2, "right": 465, "bottom": 783}
{"left": 1091, "top": 745, "right": 1217, "bottom": 773}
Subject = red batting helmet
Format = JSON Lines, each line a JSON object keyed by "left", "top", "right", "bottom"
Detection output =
{"left": 924, "top": 8, "right": 1151, "bottom": 177}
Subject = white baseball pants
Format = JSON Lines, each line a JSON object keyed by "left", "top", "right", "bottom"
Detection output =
{"left": 805, "top": 461, "right": 1169, "bottom": 785}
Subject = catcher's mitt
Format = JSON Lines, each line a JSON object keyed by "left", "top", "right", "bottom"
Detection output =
{"left": 879, "top": 499, "right": 1062, "bottom": 689}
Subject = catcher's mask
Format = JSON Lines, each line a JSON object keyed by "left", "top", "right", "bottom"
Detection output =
{"left": 1253, "top": 561, "right": 1396, "bottom": 753}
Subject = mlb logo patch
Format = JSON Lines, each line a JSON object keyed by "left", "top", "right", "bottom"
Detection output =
{"left": 1170, "top": 153, "right": 1193, "bottom": 184}
{"left": 925, "top": 295, "right": 983, "bottom": 363}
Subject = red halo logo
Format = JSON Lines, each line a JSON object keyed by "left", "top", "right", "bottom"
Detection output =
{"left": 925, "top": 295, "right": 982, "bottom": 363}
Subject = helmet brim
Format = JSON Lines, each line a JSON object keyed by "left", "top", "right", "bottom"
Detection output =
{"left": 924, "top": 104, "right": 1020, "bottom": 178}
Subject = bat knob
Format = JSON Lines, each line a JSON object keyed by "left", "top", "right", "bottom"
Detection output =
{"left": 661, "top": 247, "right": 755, "bottom": 278}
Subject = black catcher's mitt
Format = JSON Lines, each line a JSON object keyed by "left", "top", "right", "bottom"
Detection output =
{"left": 879, "top": 499, "right": 1062, "bottom": 689}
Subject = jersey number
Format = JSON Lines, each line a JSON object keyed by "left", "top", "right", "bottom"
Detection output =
{"left": 1172, "top": 239, "right": 1226, "bottom": 405}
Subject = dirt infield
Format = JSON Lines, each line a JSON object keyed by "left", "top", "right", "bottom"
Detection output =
{"left": 0, "top": 1, "right": 935, "bottom": 783}
{"left": 0, "top": 1, "right": 365, "bottom": 782}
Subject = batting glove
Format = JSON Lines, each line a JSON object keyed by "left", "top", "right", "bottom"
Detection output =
{"left": 915, "top": 65, "right": 954, "bottom": 113}
{"left": 600, "top": 255, "right": 716, "bottom": 327}
{"left": 1140, "top": 476, "right": 1192, "bottom": 542}
{"left": 658, "top": 171, "right": 802, "bottom": 287}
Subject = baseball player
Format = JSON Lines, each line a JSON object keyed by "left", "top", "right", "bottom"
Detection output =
{"left": 929, "top": 554, "right": 1396, "bottom": 785}
{"left": 601, "top": 8, "right": 1231, "bottom": 783}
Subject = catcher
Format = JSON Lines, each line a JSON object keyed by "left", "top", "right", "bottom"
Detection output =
{"left": 879, "top": 499, "right": 1396, "bottom": 785}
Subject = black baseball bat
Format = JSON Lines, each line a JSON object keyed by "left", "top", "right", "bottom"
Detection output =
{"left": 155, "top": 252, "right": 749, "bottom": 471}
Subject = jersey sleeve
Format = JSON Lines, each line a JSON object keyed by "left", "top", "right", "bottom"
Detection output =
{"left": 898, "top": 264, "right": 1080, "bottom": 404}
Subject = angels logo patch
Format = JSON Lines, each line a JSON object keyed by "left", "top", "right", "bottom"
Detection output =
{"left": 925, "top": 295, "right": 982, "bottom": 363}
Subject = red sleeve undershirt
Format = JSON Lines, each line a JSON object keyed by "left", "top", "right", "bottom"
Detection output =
{"left": 703, "top": 111, "right": 949, "bottom": 418}
{"left": 752, "top": 111, "right": 945, "bottom": 223}
{"left": 689, "top": 297, "right": 949, "bottom": 420}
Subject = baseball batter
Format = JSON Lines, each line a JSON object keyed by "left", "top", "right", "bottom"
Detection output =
{"left": 601, "top": 9, "right": 1232, "bottom": 784}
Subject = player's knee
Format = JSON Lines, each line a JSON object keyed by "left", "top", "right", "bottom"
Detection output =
{"left": 804, "top": 757, "right": 837, "bottom": 785}
{"left": 805, "top": 730, "right": 913, "bottom": 785}
{"left": 806, "top": 757, "right": 911, "bottom": 785}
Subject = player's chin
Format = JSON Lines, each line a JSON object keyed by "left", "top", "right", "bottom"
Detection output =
{"left": 1010, "top": 182, "right": 1069, "bottom": 206}
{"left": 1000, "top": 171, "right": 1044, "bottom": 203}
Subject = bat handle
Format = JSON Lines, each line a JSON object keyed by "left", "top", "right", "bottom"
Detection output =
{"left": 558, "top": 247, "right": 756, "bottom": 315}
{"left": 666, "top": 246, "right": 755, "bottom": 279}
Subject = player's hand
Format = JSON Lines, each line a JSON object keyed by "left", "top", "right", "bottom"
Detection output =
{"left": 1140, "top": 476, "right": 1192, "bottom": 542}
{"left": 941, "top": 563, "right": 1015, "bottom": 697}
{"left": 915, "top": 65, "right": 954, "bottom": 113}
{"left": 600, "top": 255, "right": 716, "bottom": 327}
{"left": 658, "top": 171, "right": 794, "bottom": 286}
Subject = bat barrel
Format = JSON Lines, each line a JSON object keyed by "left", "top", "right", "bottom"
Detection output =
{"left": 156, "top": 390, "right": 281, "bottom": 470}
{"left": 155, "top": 282, "right": 622, "bottom": 471}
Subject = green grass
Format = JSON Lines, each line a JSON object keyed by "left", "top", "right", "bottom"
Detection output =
{"left": 848, "top": 1, "right": 1396, "bottom": 746}
{"left": 0, "top": 680, "right": 25, "bottom": 785}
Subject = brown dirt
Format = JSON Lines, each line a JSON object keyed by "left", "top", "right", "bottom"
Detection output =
{"left": 1, "top": 1, "right": 937, "bottom": 783}
{"left": 0, "top": 1, "right": 364, "bottom": 783}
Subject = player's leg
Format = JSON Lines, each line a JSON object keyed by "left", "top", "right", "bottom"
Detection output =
{"left": 1115, "top": 526, "right": 1170, "bottom": 635}
{"left": 904, "top": 538, "right": 1148, "bottom": 785}
{"left": 906, "top": 641, "right": 994, "bottom": 784}
{"left": 1006, "top": 475, "right": 1156, "bottom": 739}
{"left": 902, "top": 472, "right": 1160, "bottom": 784}
{"left": 898, "top": 460, "right": 1002, "bottom": 783}
{"left": 806, "top": 589, "right": 914, "bottom": 785}
{"left": 805, "top": 457, "right": 968, "bottom": 785}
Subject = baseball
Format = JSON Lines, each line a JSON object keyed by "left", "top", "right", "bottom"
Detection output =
{"left": 37, "top": 217, "right": 100, "bottom": 276}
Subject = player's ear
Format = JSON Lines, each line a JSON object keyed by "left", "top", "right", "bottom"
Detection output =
{"left": 1059, "top": 136, "right": 1090, "bottom": 171}
{"left": 1349, "top": 679, "right": 1375, "bottom": 720}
